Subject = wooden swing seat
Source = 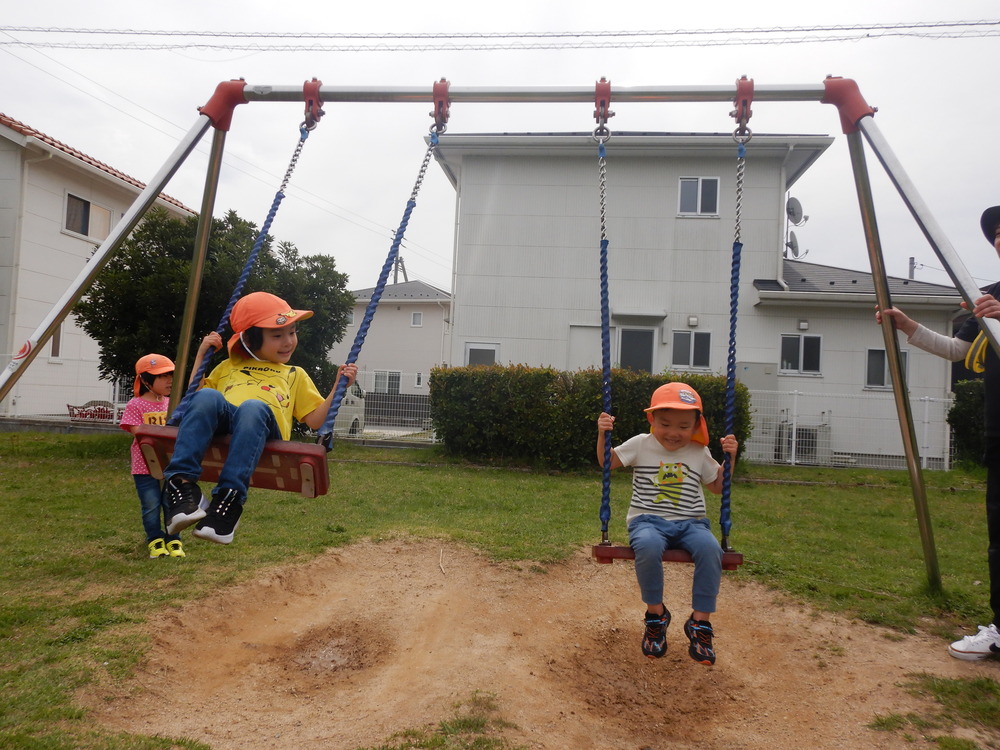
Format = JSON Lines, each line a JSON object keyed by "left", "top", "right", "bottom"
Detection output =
{"left": 133, "top": 424, "right": 329, "bottom": 498}
{"left": 592, "top": 544, "right": 744, "bottom": 570}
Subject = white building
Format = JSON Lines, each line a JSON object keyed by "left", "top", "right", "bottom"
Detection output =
{"left": 431, "top": 132, "right": 964, "bottom": 466}
{"left": 0, "top": 113, "right": 193, "bottom": 417}
{"left": 328, "top": 279, "right": 451, "bottom": 396}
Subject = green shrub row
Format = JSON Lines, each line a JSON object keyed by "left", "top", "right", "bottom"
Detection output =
{"left": 428, "top": 365, "right": 751, "bottom": 470}
{"left": 948, "top": 379, "right": 985, "bottom": 465}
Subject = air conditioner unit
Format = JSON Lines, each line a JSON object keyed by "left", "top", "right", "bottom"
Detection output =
{"left": 774, "top": 423, "right": 832, "bottom": 465}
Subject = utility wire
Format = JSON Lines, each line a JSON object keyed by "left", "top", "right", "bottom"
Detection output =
{"left": 0, "top": 20, "right": 996, "bottom": 51}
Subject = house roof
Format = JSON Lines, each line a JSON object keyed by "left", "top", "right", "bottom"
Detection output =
{"left": 432, "top": 132, "right": 833, "bottom": 192}
{"left": 351, "top": 279, "right": 451, "bottom": 302}
{"left": 0, "top": 112, "right": 193, "bottom": 214}
{"left": 754, "top": 258, "right": 963, "bottom": 301}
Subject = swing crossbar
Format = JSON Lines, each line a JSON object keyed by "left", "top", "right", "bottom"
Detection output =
{"left": 133, "top": 424, "right": 329, "bottom": 498}
{"left": 591, "top": 544, "right": 744, "bottom": 570}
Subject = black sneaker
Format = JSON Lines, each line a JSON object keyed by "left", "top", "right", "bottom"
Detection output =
{"left": 683, "top": 616, "right": 716, "bottom": 665}
{"left": 164, "top": 476, "right": 207, "bottom": 535}
{"left": 641, "top": 607, "right": 671, "bottom": 659}
{"left": 192, "top": 488, "right": 243, "bottom": 545}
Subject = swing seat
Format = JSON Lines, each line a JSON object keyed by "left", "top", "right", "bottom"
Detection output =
{"left": 133, "top": 424, "right": 329, "bottom": 498}
{"left": 591, "top": 544, "right": 744, "bottom": 570}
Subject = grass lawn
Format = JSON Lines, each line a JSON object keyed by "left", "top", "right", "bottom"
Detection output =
{"left": 0, "top": 431, "right": 996, "bottom": 748}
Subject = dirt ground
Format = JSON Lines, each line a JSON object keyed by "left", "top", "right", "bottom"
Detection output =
{"left": 84, "top": 539, "right": 1000, "bottom": 749}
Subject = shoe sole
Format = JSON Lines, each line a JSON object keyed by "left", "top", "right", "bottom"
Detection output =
{"left": 192, "top": 522, "right": 238, "bottom": 545}
{"left": 166, "top": 508, "right": 207, "bottom": 535}
{"left": 947, "top": 647, "right": 994, "bottom": 661}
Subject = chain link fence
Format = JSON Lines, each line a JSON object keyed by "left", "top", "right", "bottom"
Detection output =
{"left": 2, "top": 368, "right": 956, "bottom": 464}
{"left": 743, "top": 389, "right": 954, "bottom": 470}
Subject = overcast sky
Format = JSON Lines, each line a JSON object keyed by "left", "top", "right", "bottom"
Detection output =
{"left": 2, "top": 1, "right": 998, "bottom": 297}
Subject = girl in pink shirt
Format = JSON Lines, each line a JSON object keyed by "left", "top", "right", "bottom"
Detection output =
{"left": 119, "top": 354, "right": 183, "bottom": 558}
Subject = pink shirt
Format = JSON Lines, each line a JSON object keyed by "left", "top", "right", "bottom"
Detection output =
{"left": 119, "top": 396, "right": 169, "bottom": 475}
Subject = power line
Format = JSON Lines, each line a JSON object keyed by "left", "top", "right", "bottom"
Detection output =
{"left": 0, "top": 20, "right": 996, "bottom": 51}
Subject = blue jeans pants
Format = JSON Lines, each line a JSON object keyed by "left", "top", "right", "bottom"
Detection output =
{"left": 133, "top": 474, "right": 178, "bottom": 542}
{"left": 165, "top": 389, "right": 280, "bottom": 502}
{"left": 628, "top": 514, "right": 723, "bottom": 614}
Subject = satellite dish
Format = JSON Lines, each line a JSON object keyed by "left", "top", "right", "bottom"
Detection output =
{"left": 786, "top": 231, "right": 800, "bottom": 258}
{"left": 786, "top": 197, "right": 804, "bottom": 225}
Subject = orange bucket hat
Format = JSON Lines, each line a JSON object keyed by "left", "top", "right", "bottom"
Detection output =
{"left": 133, "top": 353, "right": 175, "bottom": 396}
{"left": 227, "top": 291, "right": 313, "bottom": 355}
{"left": 643, "top": 382, "right": 710, "bottom": 446}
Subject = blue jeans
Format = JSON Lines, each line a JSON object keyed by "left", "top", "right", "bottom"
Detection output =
{"left": 133, "top": 474, "right": 178, "bottom": 542}
{"left": 628, "top": 514, "right": 723, "bottom": 614}
{"left": 165, "top": 389, "right": 280, "bottom": 502}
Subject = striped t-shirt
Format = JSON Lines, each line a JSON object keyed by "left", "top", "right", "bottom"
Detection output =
{"left": 613, "top": 433, "right": 721, "bottom": 523}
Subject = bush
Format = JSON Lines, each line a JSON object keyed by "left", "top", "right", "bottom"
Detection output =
{"left": 429, "top": 365, "right": 751, "bottom": 470}
{"left": 948, "top": 379, "right": 985, "bottom": 465}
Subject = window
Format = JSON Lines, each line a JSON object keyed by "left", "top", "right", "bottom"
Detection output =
{"left": 672, "top": 330, "right": 711, "bottom": 368}
{"left": 65, "top": 194, "right": 112, "bottom": 240}
{"left": 678, "top": 177, "right": 719, "bottom": 215}
{"left": 866, "top": 349, "right": 908, "bottom": 388}
{"left": 411, "top": 311, "right": 423, "bottom": 327}
{"left": 780, "top": 334, "right": 821, "bottom": 374}
{"left": 346, "top": 310, "right": 355, "bottom": 325}
{"left": 49, "top": 322, "right": 62, "bottom": 359}
{"left": 619, "top": 328, "right": 655, "bottom": 372}
{"left": 466, "top": 343, "right": 498, "bottom": 366}
{"left": 374, "top": 370, "right": 401, "bottom": 395}
{"left": 415, "top": 372, "right": 424, "bottom": 388}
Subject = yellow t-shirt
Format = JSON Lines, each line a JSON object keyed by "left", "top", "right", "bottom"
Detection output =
{"left": 205, "top": 357, "right": 324, "bottom": 440}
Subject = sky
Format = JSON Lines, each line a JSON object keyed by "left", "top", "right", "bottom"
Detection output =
{"left": 2, "top": 1, "right": 999, "bottom": 296}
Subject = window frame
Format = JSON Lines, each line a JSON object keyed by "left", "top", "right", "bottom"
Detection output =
{"left": 617, "top": 327, "right": 656, "bottom": 373}
{"left": 465, "top": 342, "right": 499, "bottom": 366}
{"left": 779, "top": 333, "right": 822, "bottom": 375}
{"left": 373, "top": 370, "right": 401, "bottom": 395}
{"left": 671, "top": 329, "right": 712, "bottom": 369}
{"left": 678, "top": 176, "right": 720, "bottom": 216}
{"left": 411, "top": 311, "right": 423, "bottom": 327}
{"left": 865, "top": 348, "right": 908, "bottom": 389}
{"left": 64, "top": 193, "right": 112, "bottom": 241}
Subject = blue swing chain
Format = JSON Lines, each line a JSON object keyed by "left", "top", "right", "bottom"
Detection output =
{"left": 721, "top": 132, "right": 749, "bottom": 550}
{"left": 318, "top": 129, "right": 441, "bottom": 449}
{"left": 169, "top": 123, "right": 315, "bottom": 425}
{"left": 595, "top": 124, "right": 614, "bottom": 544}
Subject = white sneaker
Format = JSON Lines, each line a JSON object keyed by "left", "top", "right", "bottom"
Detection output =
{"left": 947, "top": 623, "right": 1000, "bottom": 661}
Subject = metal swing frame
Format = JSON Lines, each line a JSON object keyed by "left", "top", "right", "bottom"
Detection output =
{"left": 0, "top": 77, "right": 993, "bottom": 580}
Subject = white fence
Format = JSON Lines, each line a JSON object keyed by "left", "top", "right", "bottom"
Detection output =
{"left": 744, "top": 389, "right": 954, "bottom": 471}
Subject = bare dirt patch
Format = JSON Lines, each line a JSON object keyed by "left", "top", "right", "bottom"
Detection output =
{"left": 84, "top": 539, "right": 1000, "bottom": 749}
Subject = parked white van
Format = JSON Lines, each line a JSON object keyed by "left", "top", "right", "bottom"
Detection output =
{"left": 333, "top": 382, "right": 366, "bottom": 436}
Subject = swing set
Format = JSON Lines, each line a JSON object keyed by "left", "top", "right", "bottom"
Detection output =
{"left": 2, "top": 77, "right": 998, "bottom": 590}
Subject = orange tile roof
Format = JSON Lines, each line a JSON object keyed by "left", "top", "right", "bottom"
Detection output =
{"left": 0, "top": 112, "right": 194, "bottom": 214}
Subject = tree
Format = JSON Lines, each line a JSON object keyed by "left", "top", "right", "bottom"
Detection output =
{"left": 74, "top": 207, "right": 355, "bottom": 395}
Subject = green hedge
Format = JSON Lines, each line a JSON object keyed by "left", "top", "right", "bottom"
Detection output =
{"left": 948, "top": 379, "right": 985, "bottom": 465}
{"left": 429, "top": 365, "right": 751, "bottom": 470}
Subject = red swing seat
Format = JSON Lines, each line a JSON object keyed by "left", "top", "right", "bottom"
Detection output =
{"left": 591, "top": 544, "right": 744, "bottom": 570}
{"left": 133, "top": 424, "right": 329, "bottom": 498}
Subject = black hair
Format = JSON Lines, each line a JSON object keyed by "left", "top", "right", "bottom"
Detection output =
{"left": 137, "top": 371, "right": 160, "bottom": 396}
{"left": 233, "top": 326, "right": 264, "bottom": 357}
{"left": 139, "top": 372, "right": 156, "bottom": 396}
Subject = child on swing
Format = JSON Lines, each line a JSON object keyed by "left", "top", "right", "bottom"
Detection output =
{"left": 597, "top": 382, "right": 738, "bottom": 664}
{"left": 162, "top": 291, "right": 357, "bottom": 545}
{"left": 120, "top": 354, "right": 183, "bottom": 558}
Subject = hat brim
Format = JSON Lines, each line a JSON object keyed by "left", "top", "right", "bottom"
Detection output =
{"left": 981, "top": 206, "right": 1000, "bottom": 245}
